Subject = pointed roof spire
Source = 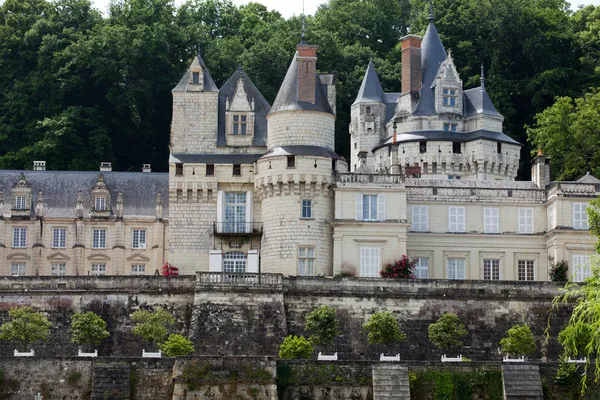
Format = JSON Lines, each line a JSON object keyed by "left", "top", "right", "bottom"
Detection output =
{"left": 300, "top": 0, "right": 307, "bottom": 44}
{"left": 353, "top": 58, "right": 385, "bottom": 105}
{"left": 428, "top": 0, "right": 435, "bottom": 23}
{"left": 480, "top": 63, "right": 486, "bottom": 90}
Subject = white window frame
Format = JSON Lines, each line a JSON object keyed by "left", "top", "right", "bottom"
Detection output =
{"left": 484, "top": 208, "right": 499, "bottom": 234}
{"left": 301, "top": 199, "right": 312, "bottom": 219}
{"left": 92, "top": 229, "right": 106, "bottom": 249}
{"left": 483, "top": 259, "right": 500, "bottom": 280}
{"left": 360, "top": 247, "right": 381, "bottom": 278}
{"left": 448, "top": 206, "right": 466, "bottom": 233}
{"left": 442, "top": 88, "right": 457, "bottom": 107}
{"left": 232, "top": 114, "right": 248, "bottom": 135}
{"left": 414, "top": 258, "right": 429, "bottom": 279}
{"left": 91, "top": 263, "right": 106, "bottom": 276}
{"left": 298, "top": 247, "right": 315, "bottom": 276}
{"left": 10, "top": 263, "right": 26, "bottom": 276}
{"left": 51, "top": 263, "right": 66, "bottom": 276}
{"left": 355, "top": 194, "right": 385, "bottom": 221}
{"left": 572, "top": 255, "right": 591, "bottom": 282}
{"left": 223, "top": 251, "right": 246, "bottom": 273}
{"left": 14, "top": 196, "right": 26, "bottom": 210}
{"left": 447, "top": 258, "right": 465, "bottom": 280}
{"left": 132, "top": 229, "right": 147, "bottom": 249}
{"left": 95, "top": 197, "right": 106, "bottom": 211}
{"left": 131, "top": 264, "right": 146, "bottom": 275}
{"left": 362, "top": 194, "right": 378, "bottom": 221}
{"left": 224, "top": 192, "right": 247, "bottom": 233}
{"left": 412, "top": 206, "right": 429, "bottom": 232}
{"left": 12, "top": 227, "right": 27, "bottom": 248}
{"left": 573, "top": 203, "right": 589, "bottom": 230}
{"left": 517, "top": 260, "right": 535, "bottom": 281}
{"left": 52, "top": 228, "right": 67, "bottom": 248}
{"left": 518, "top": 208, "right": 534, "bottom": 234}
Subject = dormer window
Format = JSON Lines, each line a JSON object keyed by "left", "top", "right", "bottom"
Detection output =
{"left": 442, "top": 88, "right": 457, "bottom": 107}
{"left": 15, "top": 196, "right": 26, "bottom": 210}
{"left": 366, "top": 106, "right": 371, "bottom": 114}
{"left": 232, "top": 115, "right": 247, "bottom": 135}
{"left": 95, "top": 197, "right": 106, "bottom": 211}
{"left": 192, "top": 72, "right": 200, "bottom": 84}
{"left": 444, "top": 123, "right": 457, "bottom": 132}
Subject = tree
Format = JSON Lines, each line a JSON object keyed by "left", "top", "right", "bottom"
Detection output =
{"left": 305, "top": 306, "right": 339, "bottom": 348}
{"left": 499, "top": 324, "right": 536, "bottom": 356}
{"left": 131, "top": 308, "right": 175, "bottom": 350}
{"left": 0, "top": 306, "right": 52, "bottom": 351}
{"left": 160, "top": 334, "right": 194, "bottom": 357}
{"left": 428, "top": 313, "right": 468, "bottom": 351}
{"left": 363, "top": 311, "right": 406, "bottom": 346}
{"left": 70, "top": 311, "right": 110, "bottom": 351}
{"left": 527, "top": 91, "right": 600, "bottom": 181}
{"left": 587, "top": 198, "right": 600, "bottom": 253}
{"left": 278, "top": 335, "right": 313, "bottom": 359}
{"left": 558, "top": 323, "right": 593, "bottom": 358}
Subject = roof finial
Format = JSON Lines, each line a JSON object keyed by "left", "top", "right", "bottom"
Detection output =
{"left": 301, "top": 0, "right": 306, "bottom": 44}
{"left": 428, "top": 0, "right": 435, "bottom": 23}
{"left": 480, "top": 63, "right": 485, "bottom": 90}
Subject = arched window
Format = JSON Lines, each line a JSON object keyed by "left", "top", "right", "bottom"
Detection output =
{"left": 223, "top": 252, "right": 246, "bottom": 273}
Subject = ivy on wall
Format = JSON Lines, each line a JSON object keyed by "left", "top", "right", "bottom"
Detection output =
{"left": 409, "top": 369, "right": 503, "bottom": 400}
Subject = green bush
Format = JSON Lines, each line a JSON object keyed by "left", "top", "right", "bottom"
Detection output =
{"left": 70, "top": 311, "right": 110, "bottom": 350}
{"left": 278, "top": 335, "right": 313, "bottom": 359}
{"left": 0, "top": 306, "right": 52, "bottom": 351}
{"left": 428, "top": 313, "right": 468, "bottom": 351}
{"left": 363, "top": 311, "right": 406, "bottom": 345}
{"left": 499, "top": 324, "right": 536, "bottom": 356}
{"left": 305, "top": 306, "right": 339, "bottom": 347}
{"left": 131, "top": 308, "right": 175, "bottom": 349}
{"left": 558, "top": 323, "right": 592, "bottom": 357}
{"left": 160, "top": 334, "right": 194, "bottom": 357}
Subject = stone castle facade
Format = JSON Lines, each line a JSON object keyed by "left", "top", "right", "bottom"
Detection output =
{"left": 0, "top": 9, "right": 597, "bottom": 282}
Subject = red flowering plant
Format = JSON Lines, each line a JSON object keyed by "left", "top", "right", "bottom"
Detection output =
{"left": 162, "top": 261, "right": 179, "bottom": 277}
{"left": 380, "top": 255, "right": 417, "bottom": 279}
{"left": 549, "top": 260, "right": 568, "bottom": 282}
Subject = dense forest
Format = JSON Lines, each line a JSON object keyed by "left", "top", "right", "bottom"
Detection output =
{"left": 0, "top": 0, "right": 599, "bottom": 179}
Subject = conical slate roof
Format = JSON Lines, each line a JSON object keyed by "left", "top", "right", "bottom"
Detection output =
{"left": 172, "top": 52, "right": 219, "bottom": 92}
{"left": 464, "top": 88, "right": 503, "bottom": 118}
{"left": 413, "top": 6, "right": 447, "bottom": 116}
{"left": 269, "top": 51, "right": 334, "bottom": 115}
{"left": 353, "top": 59, "right": 385, "bottom": 105}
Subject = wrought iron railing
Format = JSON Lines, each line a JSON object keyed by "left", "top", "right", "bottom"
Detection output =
{"left": 196, "top": 272, "right": 282, "bottom": 286}
{"left": 213, "top": 222, "right": 263, "bottom": 235}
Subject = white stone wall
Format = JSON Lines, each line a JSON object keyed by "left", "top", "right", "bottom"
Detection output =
{"left": 170, "top": 91, "right": 219, "bottom": 154}
{"left": 266, "top": 111, "right": 335, "bottom": 151}
{"left": 350, "top": 102, "right": 387, "bottom": 172}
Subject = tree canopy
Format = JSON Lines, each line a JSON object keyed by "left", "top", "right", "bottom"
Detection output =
{"left": 0, "top": 0, "right": 598, "bottom": 178}
{"left": 0, "top": 306, "right": 52, "bottom": 351}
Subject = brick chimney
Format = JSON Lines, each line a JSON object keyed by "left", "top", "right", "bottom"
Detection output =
{"left": 296, "top": 43, "right": 319, "bottom": 104}
{"left": 401, "top": 34, "right": 423, "bottom": 94}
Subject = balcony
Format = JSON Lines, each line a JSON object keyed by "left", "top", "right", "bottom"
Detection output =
{"left": 213, "top": 222, "right": 263, "bottom": 236}
{"left": 196, "top": 272, "right": 282, "bottom": 286}
{"left": 336, "top": 173, "right": 405, "bottom": 187}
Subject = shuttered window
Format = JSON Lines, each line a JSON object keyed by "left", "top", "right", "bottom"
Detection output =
{"left": 412, "top": 206, "right": 428, "bottom": 232}
{"left": 484, "top": 208, "right": 499, "bottom": 233}
{"left": 572, "top": 255, "right": 591, "bottom": 282}
{"left": 447, "top": 258, "right": 465, "bottom": 280}
{"left": 448, "top": 207, "right": 465, "bottom": 233}
{"left": 518, "top": 208, "right": 533, "bottom": 234}
{"left": 360, "top": 248, "right": 380, "bottom": 277}
{"left": 573, "top": 203, "right": 589, "bottom": 230}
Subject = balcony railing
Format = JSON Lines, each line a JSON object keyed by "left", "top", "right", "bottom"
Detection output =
{"left": 335, "top": 173, "right": 405, "bottom": 186}
{"left": 196, "top": 272, "right": 282, "bottom": 286}
{"left": 213, "top": 222, "right": 263, "bottom": 236}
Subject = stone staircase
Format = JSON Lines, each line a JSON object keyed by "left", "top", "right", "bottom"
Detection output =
{"left": 91, "top": 362, "right": 131, "bottom": 400}
{"left": 372, "top": 364, "right": 410, "bottom": 399}
{"left": 502, "top": 364, "right": 544, "bottom": 399}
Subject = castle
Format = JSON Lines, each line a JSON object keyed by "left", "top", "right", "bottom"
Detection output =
{"left": 0, "top": 8, "right": 596, "bottom": 281}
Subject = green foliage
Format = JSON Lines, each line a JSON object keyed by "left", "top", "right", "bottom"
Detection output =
{"left": 304, "top": 306, "right": 339, "bottom": 347}
{"left": 362, "top": 311, "right": 406, "bottom": 345}
{"left": 131, "top": 307, "right": 175, "bottom": 348}
{"left": 499, "top": 324, "right": 536, "bottom": 356}
{"left": 588, "top": 198, "right": 600, "bottom": 253}
{"left": 428, "top": 313, "right": 468, "bottom": 351}
{"left": 558, "top": 323, "right": 593, "bottom": 357}
{"left": 182, "top": 361, "right": 213, "bottom": 391}
{"left": 0, "top": 306, "right": 51, "bottom": 351}
{"left": 70, "top": 311, "right": 110, "bottom": 349}
{"left": 67, "top": 371, "right": 82, "bottom": 386}
{"left": 160, "top": 333, "right": 194, "bottom": 357}
{"left": 553, "top": 361, "right": 580, "bottom": 387}
{"left": 550, "top": 260, "right": 569, "bottom": 282}
{"left": 278, "top": 335, "right": 313, "bottom": 359}
{"left": 409, "top": 369, "right": 503, "bottom": 400}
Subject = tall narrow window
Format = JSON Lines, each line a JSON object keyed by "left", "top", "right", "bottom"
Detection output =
{"left": 497, "top": 142, "right": 502, "bottom": 154}
{"left": 192, "top": 72, "right": 200, "bottom": 84}
{"left": 10, "top": 263, "right": 26, "bottom": 276}
{"left": 95, "top": 197, "right": 106, "bottom": 211}
{"left": 232, "top": 164, "right": 241, "bottom": 176}
{"left": 362, "top": 195, "right": 378, "bottom": 221}
{"left": 412, "top": 206, "right": 428, "bottom": 232}
{"left": 206, "top": 164, "right": 215, "bottom": 176}
{"left": 132, "top": 229, "right": 147, "bottom": 249}
{"left": 419, "top": 141, "right": 427, "bottom": 154}
{"left": 518, "top": 208, "right": 534, "bottom": 234}
{"left": 225, "top": 192, "right": 246, "bottom": 233}
{"left": 233, "top": 115, "right": 240, "bottom": 135}
{"left": 448, "top": 206, "right": 466, "bottom": 233}
{"left": 573, "top": 203, "right": 589, "bottom": 230}
{"left": 414, "top": 258, "right": 429, "bottom": 279}
{"left": 442, "top": 88, "right": 457, "bottom": 106}
{"left": 452, "top": 142, "right": 461, "bottom": 154}
{"left": 92, "top": 229, "right": 106, "bottom": 249}
{"left": 51, "top": 263, "right": 66, "bottom": 276}
{"left": 301, "top": 200, "right": 312, "bottom": 219}
{"left": 484, "top": 208, "right": 499, "bottom": 233}
{"left": 175, "top": 163, "right": 183, "bottom": 176}
{"left": 447, "top": 258, "right": 465, "bottom": 280}
{"left": 298, "top": 247, "right": 315, "bottom": 276}
{"left": 91, "top": 264, "right": 106, "bottom": 276}
{"left": 572, "top": 255, "right": 591, "bottom": 282}
{"left": 240, "top": 115, "right": 247, "bottom": 135}
{"left": 360, "top": 247, "right": 380, "bottom": 277}
{"left": 52, "top": 228, "right": 67, "bottom": 248}
{"left": 518, "top": 260, "right": 535, "bottom": 281}
{"left": 12, "top": 227, "right": 27, "bottom": 248}
{"left": 483, "top": 259, "right": 500, "bottom": 280}
{"left": 14, "top": 196, "right": 26, "bottom": 210}
{"left": 287, "top": 156, "right": 296, "bottom": 168}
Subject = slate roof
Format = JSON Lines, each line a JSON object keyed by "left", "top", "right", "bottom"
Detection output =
{"left": 172, "top": 52, "right": 219, "bottom": 93}
{"left": 0, "top": 171, "right": 168, "bottom": 218}
{"left": 261, "top": 146, "right": 342, "bottom": 160}
{"left": 217, "top": 67, "right": 271, "bottom": 147}
{"left": 384, "top": 93, "right": 401, "bottom": 122}
{"left": 353, "top": 59, "right": 385, "bottom": 105}
{"left": 374, "top": 129, "right": 521, "bottom": 151}
{"left": 464, "top": 87, "right": 503, "bottom": 118}
{"left": 169, "top": 153, "right": 262, "bottom": 164}
{"left": 577, "top": 172, "right": 600, "bottom": 184}
{"left": 269, "top": 51, "right": 334, "bottom": 115}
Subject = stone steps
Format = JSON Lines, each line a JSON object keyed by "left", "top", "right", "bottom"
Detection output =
{"left": 372, "top": 364, "right": 410, "bottom": 400}
{"left": 91, "top": 362, "right": 131, "bottom": 400}
{"left": 502, "top": 364, "right": 544, "bottom": 399}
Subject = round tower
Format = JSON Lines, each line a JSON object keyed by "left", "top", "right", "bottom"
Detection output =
{"left": 256, "top": 42, "right": 344, "bottom": 276}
